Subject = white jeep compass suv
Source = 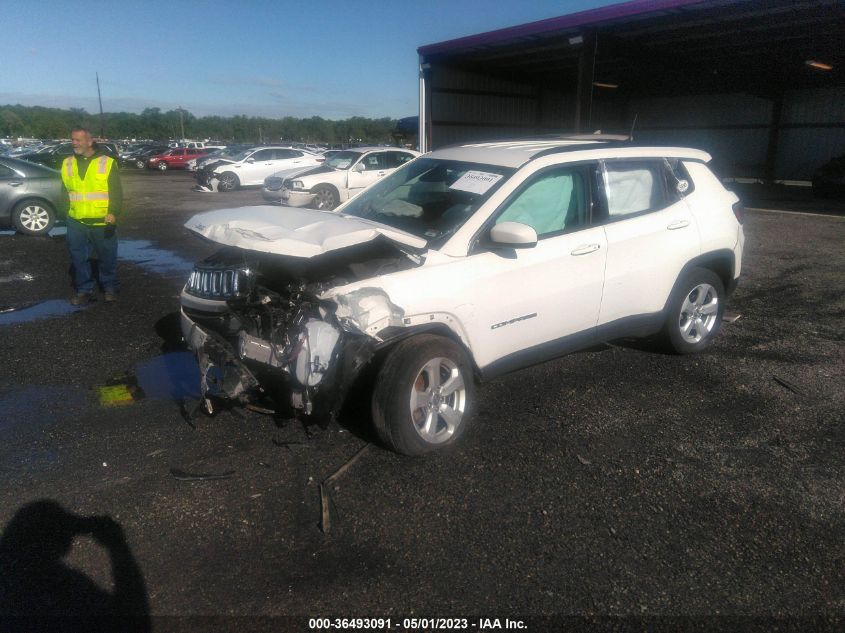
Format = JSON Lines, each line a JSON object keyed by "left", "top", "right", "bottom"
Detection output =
{"left": 180, "top": 137, "right": 745, "bottom": 455}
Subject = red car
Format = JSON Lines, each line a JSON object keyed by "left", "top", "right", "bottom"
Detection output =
{"left": 147, "top": 147, "right": 208, "bottom": 171}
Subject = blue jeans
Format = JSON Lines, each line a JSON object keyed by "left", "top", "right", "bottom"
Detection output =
{"left": 66, "top": 217, "right": 119, "bottom": 294}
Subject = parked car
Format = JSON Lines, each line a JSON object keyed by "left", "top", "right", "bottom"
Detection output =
{"left": 180, "top": 136, "right": 745, "bottom": 455}
{"left": 812, "top": 155, "right": 845, "bottom": 198}
{"left": 185, "top": 146, "right": 240, "bottom": 172}
{"left": 262, "top": 147, "right": 420, "bottom": 209}
{"left": 19, "top": 141, "right": 120, "bottom": 170}
{"left": 0, "top": 156, "right": 67, "bottom": 236}
{"left": 206, "top": 146, "right": 321, "bottom": 192}
{"left": 147, "top": 147, "right": 209, "bottom": 171}
{"left": 121, "top": 145, "right": 169, "bottom": 169}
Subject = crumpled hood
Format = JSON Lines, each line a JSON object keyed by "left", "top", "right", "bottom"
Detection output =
{"left": 274, "top": 164, "right": 335, "bottom": 180}
{"left": 184, "top": 206, "right": 427, "bottom": 258}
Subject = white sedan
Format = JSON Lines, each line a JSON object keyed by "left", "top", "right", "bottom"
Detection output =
{"left": 211, "top": 147, "right": 321, "bottom": 191}
{"left": 262, "top": 147, "right": 420, "bottom": 210}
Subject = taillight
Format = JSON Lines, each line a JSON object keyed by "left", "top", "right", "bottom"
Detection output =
{"left": 732, "top": 201, "right": 745, "bottom": 225}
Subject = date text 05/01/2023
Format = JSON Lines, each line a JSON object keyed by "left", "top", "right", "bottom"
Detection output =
{"left": 308, "top": 617, "right": 527, "bottom": 630}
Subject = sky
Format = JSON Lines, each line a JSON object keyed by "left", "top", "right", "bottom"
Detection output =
{"left": 1, "top": 0, "right": 622, "bottom": 121}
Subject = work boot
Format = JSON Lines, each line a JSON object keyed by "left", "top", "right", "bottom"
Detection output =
{"left": 70, "top": 292, "right": 91, "bottom": 306}
{"left": 104, "top": 291, "right": 117, "bottom": 303}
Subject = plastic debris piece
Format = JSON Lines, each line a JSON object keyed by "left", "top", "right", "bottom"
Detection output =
{"left": 246, "top": 403, "right": 277, "bottom": 415}
{"left": 576, "top": 454, "right": 592, "bottom": 465}
{"left": 98, "top": 372, "right": 146, "bottom": 407}
{"left": 98, "top": 385, "right": 136, "bottom": 407}
{"left": 272, "top": 438, "right": 306, "bottom": 450}
{"left": 722, "top": 313, "right": 742, "bottom": 323}
{"left": 320, "top": 444, "right": 371, "bottom": 534}
{"left": 773, "top": 376, "right": 806, "bottom": 398}
{"left": 169, "top": 467, "right": 235, "bottom": 481}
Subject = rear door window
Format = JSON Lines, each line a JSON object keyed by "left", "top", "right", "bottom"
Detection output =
{"left": 599, "top": 159, "right": 681, "bottom": 220}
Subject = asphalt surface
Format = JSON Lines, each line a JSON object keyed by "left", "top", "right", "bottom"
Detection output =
{"left": 0, "top": 169, "right": 843, "bottom": 632}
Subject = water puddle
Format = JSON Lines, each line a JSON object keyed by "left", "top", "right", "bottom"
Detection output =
{"left": 0, "top": 226, "right": 67, "bottom": 237}
{"left": 0, "top": 299, "right": 85, "bottom": 326}
{"left": 95, "top": 352, "right": 201, "bottom": 407}
{"left": 0, "top": 385, "right": 88, "bottom": 433}
{"left": 119, "top": 239, "right": 194, "bottom": 276}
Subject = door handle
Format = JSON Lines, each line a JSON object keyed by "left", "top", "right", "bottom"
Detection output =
{"left": 667, "top": 220, "right": 690, "bottom": 230}
{"left": 571, "top": 243, "right": 601, "bottom": 256}
{"left": 8, "top": 181, "right": 23, "bottom": 187}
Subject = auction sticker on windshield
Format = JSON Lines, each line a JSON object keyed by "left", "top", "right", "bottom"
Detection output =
{"left": 449, "top": 170, "right": 503, "bottom": 195}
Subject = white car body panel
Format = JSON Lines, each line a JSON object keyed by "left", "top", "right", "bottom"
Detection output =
{"left": 184, "top": 205, "right": 427, "bottom": 257}
{"left": 323, "top": 224, "right": 608, "bottom": 369}
{"left": 598, "top": 199, "right": 701, "bottom": 324}
{"left": 682, "top": 160, "right": 744, "bottom": 279}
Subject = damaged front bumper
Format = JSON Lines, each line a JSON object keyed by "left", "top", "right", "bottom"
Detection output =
{"left": 180, "top": 304, "right": 378, "bottom": 420}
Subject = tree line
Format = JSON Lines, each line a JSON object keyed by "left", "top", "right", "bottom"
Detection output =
{"left": 1, "top": 104, "right": 401, "bottom": 144}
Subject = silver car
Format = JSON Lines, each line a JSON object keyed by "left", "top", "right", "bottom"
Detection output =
{"left": 0, "top": 157, "right": 67, "bottom": 236}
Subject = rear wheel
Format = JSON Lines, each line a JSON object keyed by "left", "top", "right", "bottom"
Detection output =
{"left": 218, "top": 172, "right": 240, "bottom": 192}
{"left": 12, "top": 200, "right": 55, "bottom": 236}
{"left": 372, "top": 335, "right": 474, "bottom": 455}
{"left": 661, "top": 267, "right": 725, "bottom": 354}
{"left": 135, "top": 159, "right": 146, "bottom": 169}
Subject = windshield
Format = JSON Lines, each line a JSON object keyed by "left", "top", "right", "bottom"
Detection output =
{"left": 229, "top": 149, "right": 254, "bottom": 162}
{"left": 325, "top": 151, "right": 363, "bottom": 170}
{"left": 341, "top": 157, "right": 515, "bottom": 247}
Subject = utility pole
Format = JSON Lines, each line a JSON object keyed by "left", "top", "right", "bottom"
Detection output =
{"left": 178, "top": 106, "right": 185, "bottom": 141}
{"left": 95, "top": 72, "right": 104, "bottom": 137}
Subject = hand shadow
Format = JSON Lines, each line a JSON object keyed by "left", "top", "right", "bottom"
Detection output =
{"left": 0, "top": 499, "right": 150, "bottom": 633}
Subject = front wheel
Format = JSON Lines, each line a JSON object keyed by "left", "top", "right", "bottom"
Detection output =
{"left": 661, "top": 267, "right": 725, "bottom": 354}
{"left": 372, "top": 335, "right": 475, "bottom": 455}
{"left": 12, "top": 200, "right": 55, "bottom": 236}
{"left": 217, "top": 172, "right": 239, "bottom": 192}
{"left": 312, "top": 185, "right": 338, "bottom": 210}
{"left": 157, "top": 162, "right": 168, "bottom": 171}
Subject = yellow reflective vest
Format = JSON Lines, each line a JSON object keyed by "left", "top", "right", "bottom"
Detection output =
{"left": 61, "top": 154, "right": 114, "bottom": 224}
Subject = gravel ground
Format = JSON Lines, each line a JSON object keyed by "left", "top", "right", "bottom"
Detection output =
{"left": 0, "top": 170, "right": 843, "bottom": 631}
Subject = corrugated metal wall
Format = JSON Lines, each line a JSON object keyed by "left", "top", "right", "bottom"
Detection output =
{"left": 777, "top": 87, "right": 845, "bottom": 180}
{"left": 428, "top": 62, "right": 844, "bottom": 179}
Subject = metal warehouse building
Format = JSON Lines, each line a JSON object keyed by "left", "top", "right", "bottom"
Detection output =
{"left": 417, "top": 0, "right": 844, "bottom": 181}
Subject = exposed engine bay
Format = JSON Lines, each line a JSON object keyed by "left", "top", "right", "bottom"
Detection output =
{"left": 180, "top": 238, "right": 420, "bottom": 421}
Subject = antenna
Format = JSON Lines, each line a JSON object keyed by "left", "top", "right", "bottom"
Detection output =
{"left": 629, "top": 113, "right": 638, "bottom": 142}
{"left": 96, "top": 72, "right": 104, "bottom": 138}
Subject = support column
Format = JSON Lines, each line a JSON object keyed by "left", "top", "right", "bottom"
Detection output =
{"left": 418, "top": 58, "right": 432, "bottom": 153}
{"left": 574, "top": 32, "right": 597, "bottom": 133}
{"left": 763, "top": 93, "right": 784, "bottom": 183}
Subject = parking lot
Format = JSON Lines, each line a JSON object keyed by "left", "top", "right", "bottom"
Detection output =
{"left": 1, "top": 169, "right": 843, "bottom": 630}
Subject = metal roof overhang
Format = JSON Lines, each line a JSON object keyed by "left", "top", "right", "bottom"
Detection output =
{"left": 418, "top": 0, "right": 845, "bottom": 98}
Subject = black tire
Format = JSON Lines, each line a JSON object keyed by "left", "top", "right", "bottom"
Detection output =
{"left": 135, "top": 159, "right": 146, "bottom": 169}
{"left": 312, "top": 185, "right": 339, "bottom": 210}
{"left": 218, "top": 172, "right": 240, "bottom": 192}
{"left": 661, "top": 267, "right": 725, "bottom": 354}
{"left": 157, "top": 162, "right": 168, "bottom": 171}
{"left": 12, "top": 200, "right": 56, "bottom": 236}
{"left": 372, "top": 334, "right": 475, "bottom": 455}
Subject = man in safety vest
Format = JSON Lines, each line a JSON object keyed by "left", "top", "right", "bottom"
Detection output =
{"left": 61, "top": 127, "right": 123, "bottom": 305}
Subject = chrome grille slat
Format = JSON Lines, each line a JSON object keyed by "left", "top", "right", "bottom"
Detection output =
{"left": 186, "top": 266, "right": 250, "bottom": 300}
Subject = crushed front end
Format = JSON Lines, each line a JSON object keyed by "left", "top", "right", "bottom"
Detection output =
{"left": 180, "top": 242, "right": 413, "bottom": 421}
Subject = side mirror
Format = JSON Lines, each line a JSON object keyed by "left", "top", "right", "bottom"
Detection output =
{"left": 246, "top": 157, "right": 255, "bottom": 164}
{"left": 352, "top": 162, "right": 365, "bottom": 173}
{"left": 489, "top": 222, "right": 538, "bottom": 248}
